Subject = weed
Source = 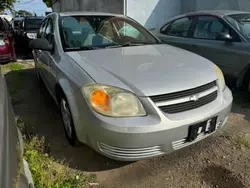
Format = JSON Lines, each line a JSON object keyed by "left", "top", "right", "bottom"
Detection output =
{"left": 17, "top": 118, "right": 96, "bottom": 188}
{"left": 2, "top": 63, "right": 25, "bottom": 73}
{"left": 2, "top": 63, "right": 25, "bottom": 102}
{"left": 235, "top": 135, "right": 250, "bottom": 149}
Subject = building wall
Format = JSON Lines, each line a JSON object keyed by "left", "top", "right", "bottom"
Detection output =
{"left": 52, "top": 0, "right": 250, "bottom": 28}
{"left": 181, "top": 0, "right": 250, "bottom": 14}
{"left": 53, "top": 0, "right": 124, "bottom": 14}
{"left": 126, "top": 0, "right": 181, "bottom": 29}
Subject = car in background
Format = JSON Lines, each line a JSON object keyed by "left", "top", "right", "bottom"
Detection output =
{"left": 15, "top": 16, "right": 44, "bottom": 56}
{"left": 154, "top": 10, "right": 250, "bottom": 91}
{"left": 30, "top": 12, "right": 232, "bottom": 161}
{"left": 0, "top": 16, "right": 16, "bottom": 63}
{"left": 0, "top": 66, "right": 34, "bottom": 187}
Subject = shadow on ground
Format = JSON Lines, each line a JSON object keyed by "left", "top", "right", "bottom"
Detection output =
{"left": 5, "top": 68, "right": 129, "bottom": 172}
{"left": 230, "top": 88, "right": 250, "bottom": 122}
{"left": 201, "top": 164, "right": 246, "bottom": 188}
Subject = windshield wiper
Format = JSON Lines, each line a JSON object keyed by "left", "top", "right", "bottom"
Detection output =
{"left": 65, "top": 46, "right": 98, "bottom": 51}
{"left": 105, "top": 42, "right": 145, "bottom": 48}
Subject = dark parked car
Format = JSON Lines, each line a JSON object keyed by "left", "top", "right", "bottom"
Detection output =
{"left": 0, "top": 16, "right": 16, "bottom": 63}
{"left": 154, "top": 10, "right": 250, "bottom": 91}
{"left": 15, "top": 16, "right": 44, "bottom": 56}
{"left": 0, "top": 66, "right": 34, "bottom": 187}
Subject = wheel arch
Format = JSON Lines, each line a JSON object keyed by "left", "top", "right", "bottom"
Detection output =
{"left": 54, "top": 79, "right": 86, "bottom": 143}
{"left": 237, "top": 64, "right": 250, "bottom": 88}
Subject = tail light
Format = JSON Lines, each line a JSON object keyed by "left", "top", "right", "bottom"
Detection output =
{"left": 4, "top": 39, "right": 9, "bottom": 45}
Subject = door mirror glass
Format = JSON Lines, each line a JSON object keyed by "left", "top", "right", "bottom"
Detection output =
{"left": 29, "top": 38, "right": 53, "bottom": 51}
{"left": 216, "top": 32, "right": 233, "bottom": 42}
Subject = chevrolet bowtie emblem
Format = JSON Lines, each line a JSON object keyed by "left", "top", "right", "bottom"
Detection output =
{"left": 190, "top": 95, "right": 199, "bottom": 102}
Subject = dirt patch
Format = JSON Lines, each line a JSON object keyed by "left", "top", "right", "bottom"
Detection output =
{"left": 3, "top": 61, "right": 250, "bottom": 188}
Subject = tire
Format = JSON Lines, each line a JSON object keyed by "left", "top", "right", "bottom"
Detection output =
{"left": 60, "top": 97, "right": 79, "bottom": 146}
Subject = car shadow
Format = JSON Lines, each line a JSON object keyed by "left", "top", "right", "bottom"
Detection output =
{"left": 230, "top": 87, "right": 250, "bottom": 122}
{"left": 4, "top": 68, "right": 130, "bottom": 172}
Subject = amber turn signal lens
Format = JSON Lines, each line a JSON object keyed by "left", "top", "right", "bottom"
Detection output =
{"left": 90, "top": 89, "right": 110, "bottom": 111}
{"left": 4, "top": 39, "right": 9, "bottom": 45}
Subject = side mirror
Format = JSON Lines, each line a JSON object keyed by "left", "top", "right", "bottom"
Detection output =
{"left": 29, "top": 38, "right": 53, "bottom": 52}
{"left": 216, "top": 32, "right": 233, "bottom": 42}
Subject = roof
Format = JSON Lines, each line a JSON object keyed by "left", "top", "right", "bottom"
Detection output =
{"left": 185, "top": 10, "right": 249, "bottom": 17}
{"left": 58, "top": 11, "right": 125, "bottom": 17}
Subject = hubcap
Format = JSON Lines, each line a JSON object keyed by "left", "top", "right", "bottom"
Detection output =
{"left": 61, "top": 99, "right": 72, "bottom": 138}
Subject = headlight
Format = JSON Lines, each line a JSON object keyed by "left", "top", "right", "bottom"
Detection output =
{"left": 214, "top": 64, "right": 226, "bottom": 91}
{"left": 83, "top": 84, "right": 146, "bottom": 117}
{"left": 26, "top": 33, "right": 37, "bottom": 39}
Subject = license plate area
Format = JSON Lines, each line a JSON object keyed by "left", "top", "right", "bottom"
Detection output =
{"left": 187, "top": 117, "right": 217, "bottom": 142}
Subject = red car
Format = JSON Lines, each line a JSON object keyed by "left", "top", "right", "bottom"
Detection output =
{"left": 0, "top": 17, "right": 16, "bottom": 63}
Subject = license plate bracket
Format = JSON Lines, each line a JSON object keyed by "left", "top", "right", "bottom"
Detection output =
{"left": 187, "top": 117, "right": 217, "bottom": 142}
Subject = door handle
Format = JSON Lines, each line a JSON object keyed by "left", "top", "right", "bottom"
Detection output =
{"left": 191, "top": 44, "right": 198, "bottom": 48}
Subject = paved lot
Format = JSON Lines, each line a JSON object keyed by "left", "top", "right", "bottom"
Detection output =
{"left": 4, "top": 63, "right": 250, "bottom": 188}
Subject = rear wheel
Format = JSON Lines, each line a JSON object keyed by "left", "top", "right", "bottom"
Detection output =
{"left": 60, "top": 97, "right": 79, "bottom": 146}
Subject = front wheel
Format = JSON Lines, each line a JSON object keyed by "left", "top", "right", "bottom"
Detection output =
{"left": 60, "top": 97, "right": 79, "bottom": 146}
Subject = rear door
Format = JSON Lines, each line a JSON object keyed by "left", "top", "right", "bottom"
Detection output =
{"left": 157, "top": 16, "right": 197, "bottom": 52}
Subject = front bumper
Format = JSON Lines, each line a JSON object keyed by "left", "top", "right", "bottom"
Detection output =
{"left": 75, "top": 87, "right": 232, "bottom": 161}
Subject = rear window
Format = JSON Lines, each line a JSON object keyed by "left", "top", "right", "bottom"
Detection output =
{"left": 25, "top": 19, "right": 43, "bottom": 30}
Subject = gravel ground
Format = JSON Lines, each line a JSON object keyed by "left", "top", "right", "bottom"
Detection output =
{"left": 3, "top": 62, "right": 250, "bottom": 188}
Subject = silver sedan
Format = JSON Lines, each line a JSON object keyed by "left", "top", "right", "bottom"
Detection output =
{"left": 30, "top": 12, "right": 233, "bottom": 161}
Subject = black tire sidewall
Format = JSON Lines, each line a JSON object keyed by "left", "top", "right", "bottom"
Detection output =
{"left": 60, "top": 97, "right": 79, "bottom": 146}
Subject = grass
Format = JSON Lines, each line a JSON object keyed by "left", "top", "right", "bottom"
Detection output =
{"left": 17, "top": 117, "right": 96, "bottom": 188}
{"left": 1, "top": 62, "right": 25, "bottom": 73}
{"left": 1, "top": 63, "right": 25, "bottom": 103}
{"left": 3, "top": 62, "right": 97, "bottom": 188}
{"left": 235, "top": 135, "right": 250, "bottom": 149}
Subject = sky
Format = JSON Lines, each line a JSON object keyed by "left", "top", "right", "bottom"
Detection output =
{"left": 6, "top": 0, "right": 52, "bottom": 16}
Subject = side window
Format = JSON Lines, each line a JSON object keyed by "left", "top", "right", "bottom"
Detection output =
{"left": 44, "top": 19, "right": 54, "bottom": 44}
{"left": 162, "top": 17, "right": 193, "bottom": 37}
{"left": 193, "top": 16, "right": 239, "bottom": 41}
{"left": 38, "top": 20, "right": 46, "bottom": 38}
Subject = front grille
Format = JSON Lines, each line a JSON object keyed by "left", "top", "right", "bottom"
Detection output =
{"left": 150, "top": 81, "right": 216, "bottom": 102}
{"left": 150, "top": 81, "right": 218, "bottom": 114}
{"left": 98, "top": 142, "right": 164, "bottom": 159}
{"left": 159, "top": 91, "right": 217, "bottom": 114}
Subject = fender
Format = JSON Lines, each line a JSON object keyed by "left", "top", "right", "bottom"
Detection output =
{"left": 57, "top": 78, "right": 87, "bottom": 143}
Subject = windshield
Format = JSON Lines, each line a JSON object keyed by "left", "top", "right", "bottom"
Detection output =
{"left": 25, "top": 19, "right": 43, "bottom": 30}
{"left": 225, "top": 14, "right": 250, "bottom": 39}
{"left": 60, "top": 15, "right": 159, "bottom": 51}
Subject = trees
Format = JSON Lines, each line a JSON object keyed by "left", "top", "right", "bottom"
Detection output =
{"left": 16, "top": 9, "right": 32, "bottom": 16}
{"left": 43, "top": 0, "right": 52, "bottom": 7}
{"left": 0, "top": 0, "right": 17, "bottom": 12}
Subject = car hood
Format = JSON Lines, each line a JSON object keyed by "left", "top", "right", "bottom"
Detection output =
{"left": 67, "top": 44, "right": 218, "bottom": 96}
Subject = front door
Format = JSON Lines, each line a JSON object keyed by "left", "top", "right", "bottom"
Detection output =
{"left": 187, "top": 16, "right": 250, "bottom": 85}
{"left": 41, "top": 18, "right": 57, "bottom": 96}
